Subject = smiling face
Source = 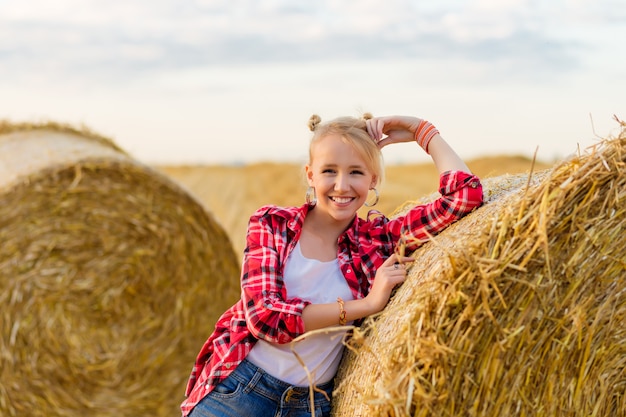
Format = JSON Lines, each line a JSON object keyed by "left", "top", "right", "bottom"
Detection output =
{"left": 305, "top": 133, "right": 377, "bottom": 226}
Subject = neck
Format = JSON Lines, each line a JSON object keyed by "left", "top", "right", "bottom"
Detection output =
{"left": 303, "top": 207, "right": 353, "bottom": 243}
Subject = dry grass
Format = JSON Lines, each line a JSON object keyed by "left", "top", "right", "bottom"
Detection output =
{"left": 332, "top": 122, "right": 626, "bottom": 416}
{"left": 0, "top": 120, "right": 126, "bottom": 153}
{"left": 0, "top": 124, "right": 241, "bottom": 417}
{"left": 2, "top": 117, "right": 604, "bottom": 417}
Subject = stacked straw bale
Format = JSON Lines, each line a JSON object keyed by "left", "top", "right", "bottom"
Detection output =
{"left": 0, "top": 122, "right": 241, "bottom": 417}
{"left": 333, "top": 124, "right": 626, "bottom": 416}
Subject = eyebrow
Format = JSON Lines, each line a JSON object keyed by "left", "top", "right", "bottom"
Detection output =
{"left": 319, "top": 163, "right": 366, "bottom": 169}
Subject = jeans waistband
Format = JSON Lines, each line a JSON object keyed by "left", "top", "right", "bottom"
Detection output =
{"left": 231, "top": 358, "right": 334, "bottom": 403}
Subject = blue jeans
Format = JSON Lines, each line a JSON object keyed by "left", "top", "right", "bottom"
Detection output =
{"left": 188, "top": 359, "right": 334, "bottom": 417}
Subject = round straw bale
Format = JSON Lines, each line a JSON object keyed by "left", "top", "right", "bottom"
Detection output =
{"left": 333, "top": 125, "right": 626, "bottom": 416}
{"left": 0, "top": 122, "right": 241, "bottom": 417}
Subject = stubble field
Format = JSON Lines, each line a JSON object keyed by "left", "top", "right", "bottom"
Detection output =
{"left": 157, "top": 155, "right": 552, "bottom": 257}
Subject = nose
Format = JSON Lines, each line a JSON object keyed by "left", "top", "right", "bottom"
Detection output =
{"left": 334, "top": 173, "right": 350, "bottom": 192}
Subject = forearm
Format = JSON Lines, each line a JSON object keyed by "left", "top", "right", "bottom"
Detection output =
{"left": 427, "top": 134, "right": 471, "bottom": 174}
{"left": 301, "top": 298, "right": 373, "bottom": 332}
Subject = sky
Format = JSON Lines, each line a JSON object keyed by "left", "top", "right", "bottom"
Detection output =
{"left": 1, "top": 0, "right": 624, "bottom": 165}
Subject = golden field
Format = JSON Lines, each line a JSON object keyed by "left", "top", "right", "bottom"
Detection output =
{"left": 3, "top": 120, "right": 624, "bottom": 417}
{"left": 157, "top": 155, "right": 552, "bottom": 258}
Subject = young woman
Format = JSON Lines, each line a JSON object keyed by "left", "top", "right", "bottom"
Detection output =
{"left": 182, "top": 114, "right": 483, "bottom": 417}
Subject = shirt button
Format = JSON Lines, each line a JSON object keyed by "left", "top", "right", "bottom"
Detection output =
{"left": 470, "top": 181, "right": 478, "bottom": 188}
{"left": 225, "top": 363, "right": 231, "bottom": 369}
{"left": 347, "top": 268, "right": 351, "bottom": 273}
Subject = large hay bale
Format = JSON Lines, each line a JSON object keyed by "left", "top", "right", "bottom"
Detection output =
{"left": 333, "top": 125, "right": 626, "bottom": 416}
{"left": 0, "top": 122, "right": 241, "bottom": 417}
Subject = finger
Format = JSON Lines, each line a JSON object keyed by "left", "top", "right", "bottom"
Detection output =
{"left": 367, "top": 118, "right": 381, "bottom": 141}
{"left": 375, "top": 118, "right": 386, "bottom": 139}
{"left": 377, "top": 137, "right": 394, "bottom": 149}
{"left": 367, "top": 118, "right": 384, "bottom": 142}
{"left": 365, "top": 119, "right": 376, "bottom": 140}
{"left": 398, "top": 256, "right": 413, "bottom": 264}
{"left": 390, "top": 258, "right": 413, "bottom": 272}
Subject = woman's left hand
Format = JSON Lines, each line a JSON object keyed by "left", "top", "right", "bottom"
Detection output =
{"left": 366, "top": 116, "right": 422, "bottom": 149}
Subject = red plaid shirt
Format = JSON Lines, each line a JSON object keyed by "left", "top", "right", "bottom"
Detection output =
{"left": 181, "top": 170, "right": 482, "bottom": 416}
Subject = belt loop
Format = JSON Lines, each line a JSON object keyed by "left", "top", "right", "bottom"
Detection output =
{"left": 242, "top": 363, "right": 264, "bottom": 394}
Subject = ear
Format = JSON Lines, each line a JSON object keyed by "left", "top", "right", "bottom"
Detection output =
{"left": 305, "top": 165, "right": 314, "bottom": 186}
{"left": 370, "top": 175, "right": 378, "bottom": 189}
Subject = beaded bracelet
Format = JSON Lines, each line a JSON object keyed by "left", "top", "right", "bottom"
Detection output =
{"left": 414, "top": 119, "right": 440, "bottom": 153}
{"left": 336, "top": 297, "right": 347, "bottom": 325}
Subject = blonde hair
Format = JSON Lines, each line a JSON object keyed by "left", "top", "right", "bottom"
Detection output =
{"left": 307, "top": 113, "right": 383, "bottom": 186}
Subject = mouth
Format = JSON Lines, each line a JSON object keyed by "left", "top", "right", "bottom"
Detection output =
{"left": 330, "top": 196, "right": 355, "bottom": 204}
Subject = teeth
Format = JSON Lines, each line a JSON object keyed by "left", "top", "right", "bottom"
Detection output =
{"left": 332, "top": 197, "right": 352, "bottom": 204}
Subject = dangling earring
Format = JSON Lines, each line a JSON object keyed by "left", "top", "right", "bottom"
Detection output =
{"left": 305, "top": 186, "right": 317, "bottom": 206}
{"left": 364, "top": 188, "right": 379, "bottom": 207}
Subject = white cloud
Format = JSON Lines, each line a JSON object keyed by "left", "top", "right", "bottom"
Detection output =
{"left": 0, "top": 0, "right": 587, "bottom": 82}
{"left": 0, "top": 0, "right": 618, "bottom": 85}
{"left": 0, "top": 0, "right": 624, "bottom": 164}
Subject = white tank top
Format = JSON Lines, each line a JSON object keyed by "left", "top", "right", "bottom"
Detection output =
{"left": 246, "top": 241, "right": 354, "bottom": 386}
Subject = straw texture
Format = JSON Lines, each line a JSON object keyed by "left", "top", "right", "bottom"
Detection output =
{"left": 333, "top": 124, "right": 626, "bottom": 416}
{"left": 0, "top": 122, "right": 241, "bottom": 417}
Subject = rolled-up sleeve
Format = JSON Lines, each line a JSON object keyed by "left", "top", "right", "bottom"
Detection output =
{"left": 241, "top": 210, "right": 310, "bottom": 344}
{"left": 388, "top": 170, "right": 483, "bottom": 252}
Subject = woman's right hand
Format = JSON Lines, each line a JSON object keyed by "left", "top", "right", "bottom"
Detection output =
{"left": 364, "top": 254, "right": 414, "bottom": 314}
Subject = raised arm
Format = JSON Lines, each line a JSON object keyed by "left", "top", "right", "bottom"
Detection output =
{"left": 366, "top": 115, "right": 471, "bottom": 174}
{"left": 367, "top": 114, "right": 483, "bottom": 251}
{"left": 427, "top": 134, "right": 471, "bottom": 174}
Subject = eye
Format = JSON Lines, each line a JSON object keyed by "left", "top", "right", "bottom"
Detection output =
{"left": 351, "top": 169, "right": 365, "bottom": 175}
{"left": 322, "top": 168, "right": 336, "bottom": 174}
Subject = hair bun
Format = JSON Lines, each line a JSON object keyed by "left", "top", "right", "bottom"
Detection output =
{"left": 308, "top": 114, "right": 322, "bottom": 132}
{"left": 362, "top": 112, "right": 373, "bottom": 121}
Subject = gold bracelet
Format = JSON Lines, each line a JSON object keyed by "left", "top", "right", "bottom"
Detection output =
{"left": 337, "top": 297, "right": 347, "bottom": 325}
